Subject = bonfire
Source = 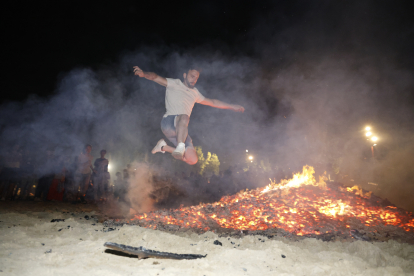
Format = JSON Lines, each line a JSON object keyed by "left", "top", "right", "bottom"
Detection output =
{"left": 106, "top": 166, "right": 414, "bottom": 243}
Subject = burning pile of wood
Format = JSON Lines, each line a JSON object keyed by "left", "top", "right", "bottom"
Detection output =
{"left": 105, "top": 166, "right": 414, "bottom": 243}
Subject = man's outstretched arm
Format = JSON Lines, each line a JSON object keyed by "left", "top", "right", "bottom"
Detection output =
{"left": 133, "top": 66, "right": 167, "bottom": 87}
{"left": 199, "top": 98, "right": 245, "bottom": 113}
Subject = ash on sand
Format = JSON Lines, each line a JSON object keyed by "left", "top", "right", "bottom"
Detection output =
{"left": 1, "top": 201, "right": 414, "bottom": 275}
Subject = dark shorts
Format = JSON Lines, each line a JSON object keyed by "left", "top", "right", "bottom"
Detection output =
{"left": 161, "top": 115, "right": 194, "bottom": 148}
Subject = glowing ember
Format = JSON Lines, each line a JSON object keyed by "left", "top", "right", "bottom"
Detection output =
{"left": 131, "top": 166, "right": 414, "bottom": 236}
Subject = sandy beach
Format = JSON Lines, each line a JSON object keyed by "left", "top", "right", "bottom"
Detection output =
{"left": 0, "top": 201, "right": 413, "bottom": 276}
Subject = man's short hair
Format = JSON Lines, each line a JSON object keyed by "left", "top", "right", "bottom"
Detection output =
{"left": 100, "top": 149, "right": 107, "bottom": 154}
{"left": 188, "top": 66, "right": 202, "bottom": 73}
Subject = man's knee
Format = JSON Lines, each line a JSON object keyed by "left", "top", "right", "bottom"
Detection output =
{"left": 184, "top": 148, "right": 198, "bottom": 165}
{"left": 185, "top": 157, "right": 198, "bottom": 166}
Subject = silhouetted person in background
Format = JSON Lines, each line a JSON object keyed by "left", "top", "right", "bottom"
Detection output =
{"left": 122, "top": 168, "right": 129, "bottom": 182}
{"left": 93, "top": 150, "right": 109, "bottom": 201}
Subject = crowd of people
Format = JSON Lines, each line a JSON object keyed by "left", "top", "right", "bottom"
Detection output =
{"left": 0, "top": 144, "right": 121, "bottom": 203}
{"left": 0, "top": 144, "right": 289, "bottom": 207}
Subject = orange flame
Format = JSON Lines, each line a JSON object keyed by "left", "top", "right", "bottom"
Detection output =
{"left": 132, "top": 166, "right": 414, "bottom": 235}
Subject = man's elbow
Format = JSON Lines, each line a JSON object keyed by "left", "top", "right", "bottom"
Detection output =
{"left": 210, "top": 99, "right": 222, "bottom": 108}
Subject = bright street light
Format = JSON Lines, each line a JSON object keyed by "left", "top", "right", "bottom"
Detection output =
{"left": 248, "top": 156, "right": 253, "bottom": 160}
{"left": 365, "top": 132, "right": 372, "bottom": 137}
{"left": 365, "top": 126, "right": 371, "bottom": 131}
{"left": 371, "top": 136, "right": 378, "bottom": 142}
{"left": 246, "top": 149, "right": 248, "bottom": 152}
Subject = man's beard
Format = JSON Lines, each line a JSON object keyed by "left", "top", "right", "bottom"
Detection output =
{"left": 184, "top": 78, "right": 195, "bottom": 88}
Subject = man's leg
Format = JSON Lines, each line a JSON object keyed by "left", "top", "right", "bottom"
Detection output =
{"left": 172, "top": 115, "right": 190, "bottom": 160}
{"left": 161, "top": 145, "right": 198, "bottom": 165}
{"left": 182, "top": 147, "right": 198, "bottom": 165}
{"left": 175, "top": 115, "right": 197, "bottom": 164}
{"left": 96, "top": 176, "right": 105, "bottom": 200}
{"left": 154, "top": 114, "right": 198, "bottom": 165}
{"left": 175, "top": 115, "right": 190, "bottom": 143}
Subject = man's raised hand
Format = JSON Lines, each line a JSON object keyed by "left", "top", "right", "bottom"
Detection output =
{"left": 232, "top": 104, "right": 245, "bottom": 113}
{"left": 133, "top": 66, "right": 145, "bottom": 77}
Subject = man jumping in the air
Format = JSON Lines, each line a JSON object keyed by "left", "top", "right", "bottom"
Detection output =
{"left": 133, "top": 65, "right": 245, "bottom": 165}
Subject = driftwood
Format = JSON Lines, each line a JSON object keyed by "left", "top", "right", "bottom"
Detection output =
{"left": 104, "top": 242, "right": 207, "bottom": 260}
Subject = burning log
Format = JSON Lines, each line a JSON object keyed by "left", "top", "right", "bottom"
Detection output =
{"left": 104, "top": 242, "right": 206, "bottom": 260}
{"left": 105, "top": 166, "right": 414, "bottom": 243}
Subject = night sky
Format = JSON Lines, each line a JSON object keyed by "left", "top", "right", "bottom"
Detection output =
{"left": 3, "top": 0, "right": 413, "bottom": 102}
{"left": 2, "top": 0, "right": 257, "bottom": 101}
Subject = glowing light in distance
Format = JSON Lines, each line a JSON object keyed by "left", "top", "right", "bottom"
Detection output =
{"left": 246, "top": 149, "right": 248, "bottom": 152}
{"left": 365, "top": 132, "right": 372, "bottom": 137}
{"left": 108, "top": 164, "right": 111, "bottom": 170}
{"left": 248, "top": 156, "right": 253, "bottom": 160}
{"left": 371, "top": 136, "right": 378, "bottom": 142}
{"left": 365, "top": 126, "right": 371, "bottom": 131}
{"left": 373, "top": 144, "right": 377, "bottom": 146}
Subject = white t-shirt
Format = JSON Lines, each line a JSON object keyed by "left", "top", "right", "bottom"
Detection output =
{"left": 77, "top": 152, "right": 93, "bottom": 175}
{"left": 164, "top": 78, "right": 205, "bottom": 117}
